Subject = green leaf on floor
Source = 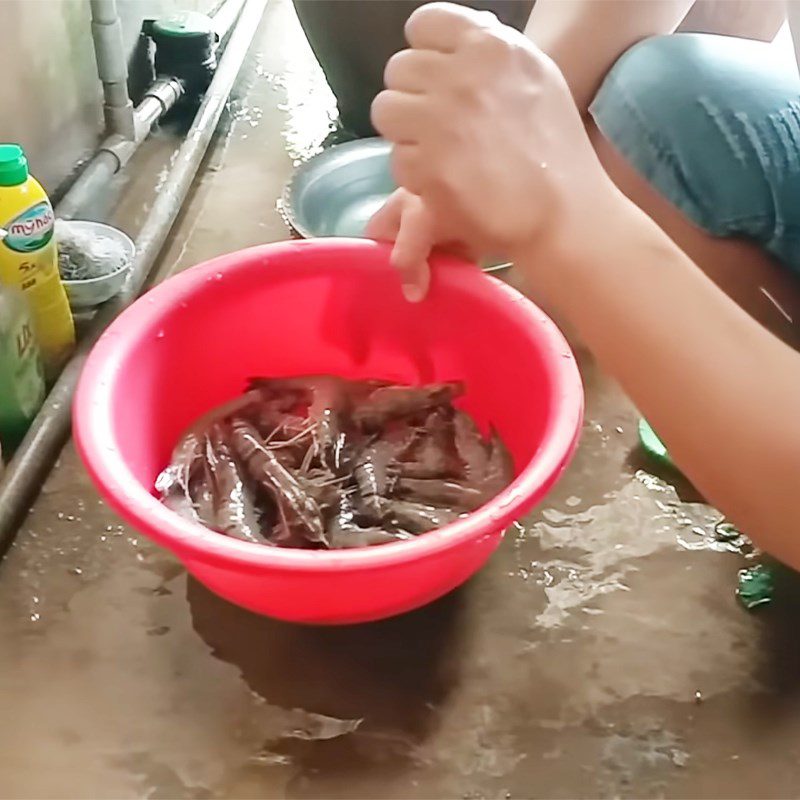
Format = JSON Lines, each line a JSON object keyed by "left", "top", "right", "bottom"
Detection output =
{"left": 736, "top": 563, "right": 775, "bottom": 610}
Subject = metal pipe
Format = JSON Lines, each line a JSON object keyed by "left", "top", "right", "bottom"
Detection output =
{"left": 136, "top": 78, "right": 184, "bottom": 133}
{"left": 90, "top": 0, "right": 136, "bottom": 139}
{"left": 0, "top": 0, "right": 269, "bottom": 558}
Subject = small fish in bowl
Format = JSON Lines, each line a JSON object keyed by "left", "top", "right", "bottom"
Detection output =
{"left": 56, "top": 220, "right": 135, "bottom": 311}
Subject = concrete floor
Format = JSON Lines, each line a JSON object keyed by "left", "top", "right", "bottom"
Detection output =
{"left": 3, "top": 2, "right": 800, "bottom": 798}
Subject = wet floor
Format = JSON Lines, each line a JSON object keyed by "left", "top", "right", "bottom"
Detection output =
{"left": 3, "top": 2, "right": 800, "bottom": 798}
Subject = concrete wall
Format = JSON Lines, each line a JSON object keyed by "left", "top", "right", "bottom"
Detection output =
{"left": 0, "top": 0, "right": 214, "bottom": 194}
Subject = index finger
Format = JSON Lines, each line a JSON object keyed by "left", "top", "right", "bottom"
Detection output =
{"left": 404, "top": 2, "right": 499, "bottom": 52}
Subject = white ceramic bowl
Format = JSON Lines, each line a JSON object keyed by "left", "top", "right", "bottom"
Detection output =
{"left": 59, "top": 221, "right": 135, "bottom": 310}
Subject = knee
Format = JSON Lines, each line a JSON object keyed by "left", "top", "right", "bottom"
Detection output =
{"left": 591, "top": 31, "right": 793, "bottom": 128}
{"left": 589, "top": 33, "right": 800, "bottom": 262}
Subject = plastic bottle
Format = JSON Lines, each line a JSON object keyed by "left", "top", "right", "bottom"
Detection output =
{"left": 0, "top": 284, "right": 45, "bottom": 451}
{"left": 0, "top": 144, "right": 74, "bottom": 378}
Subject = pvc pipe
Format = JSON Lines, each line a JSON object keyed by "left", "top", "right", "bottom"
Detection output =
{"left": 0, "top": 0, "right": 269, "bottom": 559}
{"left": 57, "top": 0, "right": 244, "bottom": 222}
{"left": 90, "top": 0, "right": 136, "bottom": 139}
{"left": 57, "top": 78, "right": 184, "bottom": 220}
{"left": 56, "top": 152, "right": 121, "bottom": 221}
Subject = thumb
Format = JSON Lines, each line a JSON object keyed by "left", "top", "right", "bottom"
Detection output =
{"left": 392, "top": 195, "right": 434, "bottom": 302}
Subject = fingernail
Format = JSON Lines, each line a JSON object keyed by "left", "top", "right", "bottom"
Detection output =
{"left": 402, "top": 282, "right": 424, "bottom": 303}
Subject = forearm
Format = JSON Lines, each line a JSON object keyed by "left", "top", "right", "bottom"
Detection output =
{"left": 518, "top": 188, "right": 800, "bottom": 566}
{"left": 525, "top": 0, "right": 693, "bottom": 114}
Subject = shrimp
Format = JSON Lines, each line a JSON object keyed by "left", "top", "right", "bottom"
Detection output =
{"left": 398, "top": 410, "right": 456, "bottom": 478}
{"left": 251, "top": 376, "right": 354, "bottom": 474}
{"left": 352, "top": 382, "right": 464, "bottom": 431}
{"left": 189, "top": 450, "right": 217, "bottom": 527}
{"left": 327, "top": 492, "right": 410, "bottom": 548}
{"left": 159, "top": 376, "right": 513, "bottom": 551}
{"left": 205, "top": 423, "right": 268, "bottom": 544}
{"left": 353, "top": 425, "right": 418, "bottom": 516}
{"left": 383, "top": 499, "right": 464, "bottom": 534}
{"left": 157, "top": 431, "right": 215, "bottom": 527}
{"left": 452, "top": 409, "right": 490, "bottom": 482}
{"left": 161, "top": 482, "right": 199, "bottom": 523}
{"left": 156, "top": 389, "right": 268, "bottom": 502}
{"left": 230, "top": 419, "right": 327, "bottom": 546}
{"left": 155, "top": 430, "right": 203, "bottom": 497}
{"left": 301, "top": 467, "right": 346, "bottom": 512}
{"left": 477, "top": 430, "right": 515, "bottom": 504}
{"left": 397, "top": 477, "right": 483, "bottom": 512}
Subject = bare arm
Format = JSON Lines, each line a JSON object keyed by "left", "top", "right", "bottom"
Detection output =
{"left": 521, "top": 189, "right": 800, "bottom": 567}
{"left": 526, "top": 0, "right": 786, "bottom": 115}
{"left": 372, "top": 2, "right": 800, "bottom": 566}
{"left": 525, "top": 0, "right": 694, "bottom": 114}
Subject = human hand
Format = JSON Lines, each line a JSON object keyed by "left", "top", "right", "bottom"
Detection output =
{"left": 366, "top": 188, "right": 479, "bottom": 301}
{"left": 369, "top": 2, "right": 612, "bottom": 298}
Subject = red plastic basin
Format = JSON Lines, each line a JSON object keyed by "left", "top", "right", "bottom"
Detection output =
{"left": 73, "top": 238, "right": 583, "bottom": 624}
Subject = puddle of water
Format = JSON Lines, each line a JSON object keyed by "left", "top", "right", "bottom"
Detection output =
{"left": 259, "top": 10, "right": 337, "bottom": 164}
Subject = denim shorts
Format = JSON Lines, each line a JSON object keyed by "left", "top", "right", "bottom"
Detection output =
{"left": 590, "top": 32, "right": 800, "bottom": 275}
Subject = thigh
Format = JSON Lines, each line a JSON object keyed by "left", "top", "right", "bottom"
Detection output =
{"left": 590, "top": 32, "right": 800, "bottom": 276}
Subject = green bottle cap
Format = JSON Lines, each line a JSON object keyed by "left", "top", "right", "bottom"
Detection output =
{"left": 152, "top": 11, "right": 215, "bottom": 38}
{"left": 0, "top": 144, "right": 28, "bottom": 187}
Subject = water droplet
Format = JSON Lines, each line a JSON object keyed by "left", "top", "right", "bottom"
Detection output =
{"left": 156, "top": 330, "right": 165, "bottom": 340}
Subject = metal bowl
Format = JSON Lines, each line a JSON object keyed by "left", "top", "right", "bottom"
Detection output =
{"left": 282, "top": 138, "right": 510, "bottom": 274}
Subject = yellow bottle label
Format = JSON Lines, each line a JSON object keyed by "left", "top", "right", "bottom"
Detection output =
{"left": 3, "top": 200, "right": 55, "bottom": 254}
